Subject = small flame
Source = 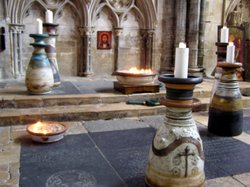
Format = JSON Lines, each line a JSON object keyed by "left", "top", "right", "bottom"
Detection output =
{"left": 30, "top": 121, "right": 48, "bottom": 135}
{"left": 128, "top": 67, "right": 152, "bottom": 74}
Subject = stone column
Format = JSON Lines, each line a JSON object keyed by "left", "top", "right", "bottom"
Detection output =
{"left": 9, "top": 24, "right": 25, "bottom": 78}
{"left": 79, "top": 26, "right": 93, "bottom": 76}
{"left": 113, "top": 28, "right": 123, "bottom": 73}
{"left": 187, "top": 0, "right": 201, "bottom": 72}
{"left": 159, "top": 2, "right": 175, "bottom": 73}
{"left": 198, "top": 0, "right": 205, "bottom": 69}
{"left": 175, "top": 0, "right": 187, "bottom": 46}
{"left": 141, "top": 29, "right": 155, "bottom": 69}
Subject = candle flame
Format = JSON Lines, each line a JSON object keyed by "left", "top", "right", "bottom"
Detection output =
{"left": 30, "top": 121, "right": 48, "bottom": 135}
{"left": 128, "top": 67, "right": 152, "bottom": 74}
{"left": 179, "top": 42, "right": 186, "bottom": 48}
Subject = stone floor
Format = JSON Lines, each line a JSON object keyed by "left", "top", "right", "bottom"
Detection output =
{"left": 1, "top": 112, "right": 250, "bottom": 187}
{"left": 1, "top": 77, "right": 250, "bottom": 186}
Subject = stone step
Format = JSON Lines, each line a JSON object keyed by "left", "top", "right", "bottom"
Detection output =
{"left": 0, "top": 97, "right": 213, "bottom": 126}
{"left": 1, "top": 95, "right": 250, "bottom": 126}
{"left": 1, "top": 78, "right": 250, "bottom": 126}
{"left": 0, "top": 89, "right": 211, "bottom": 109}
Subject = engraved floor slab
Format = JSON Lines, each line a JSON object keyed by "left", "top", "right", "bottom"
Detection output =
{"left": 20, "top": 134, "right": 126, "bottom": 187}
{"left": 20, "top": 124, "right": 250, "bottom": 186}
{"left": 89, "top": 128, "right": 155, "bottom": 187}
{"left": 199, "top": 126, "right": 250, "bottom": 179}
{"left": 0, "top": 82, "right": 6, "bottom": 88}
{"left": 243, "top": 116, "right": 250, "bottom": 134}
{"left": 49, "top": 81, "right": 80, "bottom": 95}
{"left": 72, "top": 80, "right": 115, "bottom": 94}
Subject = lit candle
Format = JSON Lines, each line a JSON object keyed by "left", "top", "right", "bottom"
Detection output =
{"left": 226, "top": 42, "right": 235, "bottom": 63}
{"left": 174, "top": 42, "right": 189, "bottom": 78}
{"left": 220, "top": 26, "right": 229, "bottom": 43}
{"left": 45, "top": 9, "right": 53, "bottom": 23}
{"left": 37, "top": 18, "right": 43, "bottom": 34}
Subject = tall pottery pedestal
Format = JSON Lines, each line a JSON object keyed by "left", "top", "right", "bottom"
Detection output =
{"left": 208, "top": 62, "right": 243, "bottom": 136}
{"left": 25, "top": 34, "right": 54, "bottom": 94}
{"left": 145, "top": 75, "right": 205, "bottom": 187}
{"left": 43, "top": 23, "right": 60, "bottom": 86}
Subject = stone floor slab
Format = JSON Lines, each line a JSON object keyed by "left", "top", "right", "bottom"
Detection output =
{"left": 49, "top": 81, "right": 80, "bottom": 95}
{"left": 233, "top": 172, "right": 250, "bottom": 186}
{"left": 205, "top": 176, "right": 245, "bottom": 187}
{"left": 89, "top": 128, "right": 155, "bottom": 187}
{"left": 20, "top": 134, "right": 127, "bottom": 187}
{"left": 84, "top": 118, "right": 150, "bottom": 132}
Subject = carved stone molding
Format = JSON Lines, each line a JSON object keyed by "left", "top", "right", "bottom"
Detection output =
{"left": 114, "top": 28, "right": 123, "bottom": 36}
{"left": 9, "top": 24, "right": 25, "bottom": 33}
{"left": 107, "top": 0, "right": 134, "bottom": 13}
{"left": 79, "top": 27, "right": 95, "bottom": 36}
{"left": 140, "top": 29, "right": 155, "bottom": 38}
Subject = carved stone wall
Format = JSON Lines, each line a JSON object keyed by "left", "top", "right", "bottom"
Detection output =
{"left": 1, "top": 0, "right": 238, "bottom": 80}
{"left": 1, "top": 0, "right": 158, "bottom": 79}
{"left": 0, "top": 1, "right": 10, "bottom": 78}
{"left": 56, "top": 4, "right": 80, "bottom": 76}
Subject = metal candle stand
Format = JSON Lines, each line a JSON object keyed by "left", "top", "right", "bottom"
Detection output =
{"left": 145, "top": 74, "right": 205, "bottom": 187}
{"left": 208, "top": 62, "right": 243, "bottom": 136}
{"left": 25, "top": 34, "right": 54, "bottom": 94}
{"left": 43, "top": 23, "right": 61, "bottom": 86}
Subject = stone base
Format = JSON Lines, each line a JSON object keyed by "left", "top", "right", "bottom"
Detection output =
{"left": 113, "top": 81, "right": 160, "bottom": 94}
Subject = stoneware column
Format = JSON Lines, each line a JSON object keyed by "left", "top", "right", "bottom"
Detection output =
{"left": 208, "top": 62, "right": 243, "bottom": 136}
{"left": 25, "top": 34, "right": 54, "bottom": 94}
{"left": 211, "top": 42, "right": 228, "bottom": 98}
{"left": 79, "top": 27, "right": 93, "bottom": 76}
{"left": 145, "top": 74, "right": 205, "bottom": 187}
{"left": 43, "top": 23, "right": 60, "bottom": 86}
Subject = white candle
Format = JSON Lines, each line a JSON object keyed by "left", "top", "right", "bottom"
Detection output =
{"left": 174, "top": 42, "right": 189, "bottom": 78}
{"left": 226, "top": 42, "right": 235, "bottom": 63}
{"left": 37, "top": 18, "right": 43, "bottom": 34}
{"left": 220, "top": 26, "right": 229, "bottom": 43}
{"left": 45, "top": 10, "right": 53, "bottom": 23}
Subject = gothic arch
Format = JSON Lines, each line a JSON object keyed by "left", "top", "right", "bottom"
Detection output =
{"left": 120, "top": 6, "right": 145, "bottom": 28}
{"left": 5, "top": 0, "right": 158, "bottom": 78}
{"left": 225, "top": 0, "right": 241, "bottom": 25}
{"left": 136, "top": 0, "right": 157, "bottom": 29}
{"left": 93, "top": 3, "right": 119, "bottom": 28}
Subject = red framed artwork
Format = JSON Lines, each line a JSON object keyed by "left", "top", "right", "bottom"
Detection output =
{"left": 218, "top": 26, "right": 246, "bottom": 80}
{"left": 97, "top": 31, "right": 112, "bottom": 50}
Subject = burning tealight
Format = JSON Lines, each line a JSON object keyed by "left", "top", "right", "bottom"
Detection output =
{"left": 128, "top": 67, "right": 153, "bottom": 74}
{"left": 27, "top": 121, "right": 67, "bottom": 143}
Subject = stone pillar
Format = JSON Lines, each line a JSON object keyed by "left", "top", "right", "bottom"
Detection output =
{"left": 9, "top": 24, "right": 25, "bottom": 78}
{"left": 187, "top": 0, "right": 201, "bottom": 73}
{"left": 113, "top": 28, "right": 123, "bottom": 73}
{"left": 141, "top": 29, "right": 155, "bottom": 69}
{"left": 159, "top": 1, "right": 175, "bottom": 73}
{"left": 175, "top": 0, "right": 187, "bottom": 46}
{"left": 198, "top": 0, "right": 205, "bottom": 69}
{"left": 79, "top": 26, "right": 94, "bottom": 76}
